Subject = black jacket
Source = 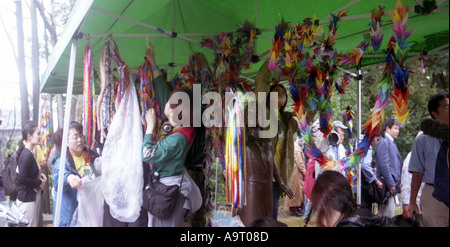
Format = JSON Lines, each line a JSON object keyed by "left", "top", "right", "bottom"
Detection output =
{"left": 17, "top": 149, "right": 42, "bottom": 202}
{"left": 337, "top": 208, "right": 397, "bottom": 227}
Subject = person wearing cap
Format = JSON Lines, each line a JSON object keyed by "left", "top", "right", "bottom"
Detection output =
{"left": 375, "top": 117, "right": 403, "bottom": 218}
{"left": 329, "top": 121, "right": 348, "bottom": 163}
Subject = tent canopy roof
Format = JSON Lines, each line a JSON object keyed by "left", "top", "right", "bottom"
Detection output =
{"left": 40, "top": 0, "right": 449, "bottom": 94}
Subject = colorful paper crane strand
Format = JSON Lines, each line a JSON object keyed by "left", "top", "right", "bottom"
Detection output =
{"left": 344, "top": 0, "right": 414, "bottom": 186}
{"left": 40, "top": 97, "right": 52, "bottom": 158}
{"left": 224, "top": 92, "right": 246, "bottom": 210}
{"left": 83, "top": 41, "right": 96, "bottom": 149}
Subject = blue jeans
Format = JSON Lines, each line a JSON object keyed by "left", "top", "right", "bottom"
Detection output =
{"left": 272, "top": 182, "right": 280, "bottom": 219}
{"left": 304, "top": 196, "right": 313, "bottom": 220}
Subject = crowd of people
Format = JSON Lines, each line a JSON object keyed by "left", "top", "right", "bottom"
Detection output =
{"left": 1, "top": 42, "right": 448, "bottom": 227}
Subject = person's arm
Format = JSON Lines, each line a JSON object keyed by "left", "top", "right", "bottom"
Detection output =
{"left": 361, "top": 149, "right": 374, "bottom": 181}
{"left": 407, "top": 136, "right": 426, "bottom": 216}
{"left": 408, "top": 172, "right": 423, "bottom": 215}
{"left": 141, "top": 133, "right": 188, "bottom": 164}
{"left": 52, "top": 158, "right": 79, "bottom": 191}
{"left": 146, "top": 42, "right": 170, "bottom": 107}
{"left": 18, "top": 153, "right": 42, "bottom": 188}
{"left": 400, "top": 153, "right": 412, "bottom": 218}
{"left": 272, "top": 161, "right": 294, "bottom": 199}
{"left": 376, "top": 140, "right": 395, "bottom": 192}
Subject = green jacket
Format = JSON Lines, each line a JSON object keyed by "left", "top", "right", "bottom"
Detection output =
{"left": 142, "top": 133, "right": 190, "bottom": 178}
{"left": 141, "top": 75, "right": 193, "bottom": 178}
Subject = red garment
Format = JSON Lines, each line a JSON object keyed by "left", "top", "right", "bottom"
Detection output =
{"left": 173, "top": 127, "right": 196, "bottom": 146}
{"left": 302, "top": 150, "right": 316, "bottom": 200}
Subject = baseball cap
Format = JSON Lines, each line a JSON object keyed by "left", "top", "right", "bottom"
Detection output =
{"left": 333, "top": 121, "right": 348, "bottom": 130}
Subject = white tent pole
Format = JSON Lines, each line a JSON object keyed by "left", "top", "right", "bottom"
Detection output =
{"left": 356, "top": 64, "right": 362, "bottom": 207}
{"left": 53, "top": 38, "right": 77, "bottom": 226}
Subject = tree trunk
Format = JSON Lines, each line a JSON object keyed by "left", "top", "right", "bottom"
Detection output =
{"left": 31, "top": 0, "right": 40, "bottom": 121}
{"left": 15, "top": 1, "right": 30, "bottom": 123}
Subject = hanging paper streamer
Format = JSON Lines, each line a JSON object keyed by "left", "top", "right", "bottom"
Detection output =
{"left": 388, "top": 0, "right": 415, "bottom": 124}
{"left": 343, "top": 0, "right": 414, "bottom": 186}
{"left": 201, "top": 20, "right": 257, "bottom": 86}
{"left": 267, "top": 11, "right": 351, "bottom": 138}
{"left": 97, "top": 38, "right": 130, "bottom": 142}
{"left": 337, "top": 5, "right": 385, "bottom": 67}
{"left": 83, "top": 41, "right": 96, "bottom": 149}
{"left": 137, "top": 59, "right": 163, "bottom": 127}
{"left": 224, "top": 91, "right": 246, "bottom": 211}
{"left": 40, "top": 96, "right": 52, "bottom": 159}
{"left": 200, "top": 21, "right": 257, "bottom": 215}
{"left": 265, "top": 12, "right": 355, "bottom": 185}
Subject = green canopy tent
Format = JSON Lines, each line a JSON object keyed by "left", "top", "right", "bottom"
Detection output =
{"left": 40, "top": 0, "right": 449, "bottom": 226}
{"left": 40, "top": 0, "right": 449, "bottom": 94}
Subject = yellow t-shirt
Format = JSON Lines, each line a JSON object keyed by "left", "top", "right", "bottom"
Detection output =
{"left": 35, "top": 145, "right": 45, "bottom": 163}
{"left": 72, "top": 151, "right": 94, "bottom": 179}
{"left": 273, "top": 111, "right": 285, "bottom": 182}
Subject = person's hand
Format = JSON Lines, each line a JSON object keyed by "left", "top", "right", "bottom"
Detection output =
{"left": 67, "top": 174, "right": 83, "bottom": 190}
{"left": 280, "top": 183, "right": 294, "bottom": 199}
{"left": 145, "top": 42, "right": 156, "bottom": 65}
{"left": 408, "top": 201, "right": 420, "bottom": 217}
{"left": 389, "top": 186, "right": 396, "bottom": 195}
{"left": 40, "top": 173, "right": 47, "bottom": 183}
{"left": 39, "top": 173, "right": 47, "bottom": 190}
{"left": 402, "top": 204, "right": 412, "bottom": 219}
{"left": 374, "top": 178, "right": 383, "bottom": 189}
{"left": 145, "top": 108, "right": 157, "bottom": 134}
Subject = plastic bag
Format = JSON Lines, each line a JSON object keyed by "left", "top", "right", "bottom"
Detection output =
{"left": 392, "top": 213, "right": 425, "bottom": 227}
{"left": 99, "top": 83, "right": 144, "bottom": 222}
{"left": 0, "top": 201, "right": 28, "bottom": 227}
{"left": 70, "top": 176, "right": 103, "bottom": 227}
{"left": 210, "top": 210, "right": 233, "bottom": 227}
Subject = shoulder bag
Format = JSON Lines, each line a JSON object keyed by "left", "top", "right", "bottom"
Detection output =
{"left": 142, "top": 171, "right": 183, "bottom": 219}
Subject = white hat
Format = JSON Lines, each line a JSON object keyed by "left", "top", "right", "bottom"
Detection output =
{"left": 333, "top": 121, "right": 348, "bottom": 130}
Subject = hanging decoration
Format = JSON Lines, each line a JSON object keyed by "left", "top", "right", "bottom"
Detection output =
{"left": 268, "top": 11, "right": 350, "bottom": 138}
{"left": 419, "top": 50, "right": 428, "bottom": 74}
{"left": 200, "top": 20, "right": 257, "bottom": 213}
{"left": 97, "top": 38, "right": 130, "bottom": 142}
{"left": 265, "top": 11, "right": 352, "bottom": 174}
{"left": 388, "top": 0, "right": 415, "bottom": 124}
{"left": 83, "top": 41, "right": 96, "bottom": 149}
{"left": 224, "top": 93, "right": 246, "bottom": 211}
{"left": 40, "top": 96, "right": 52, "bottom": 159}
{"left": 137, "top": 59, "right": 163, "bottom": 127}
{"left": 343, "top": 0, "right": 414, "bottom": 186}
{"left": 201, "top": 20, "right": 256, "bottom": 90}
{"left": 337, "top": 5, "right": 385, "bottom": 67}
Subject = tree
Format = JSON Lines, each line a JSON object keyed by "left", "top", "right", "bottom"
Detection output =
{"left": 31, "top": 0, "right": 40, "bottom": 121}
{"left": 15, "top": 0, "right": 30, "bottom": 123}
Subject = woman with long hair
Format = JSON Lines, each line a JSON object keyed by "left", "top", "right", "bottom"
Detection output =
{"left": 16, "top": 120, "right": 47, "bottom": 227}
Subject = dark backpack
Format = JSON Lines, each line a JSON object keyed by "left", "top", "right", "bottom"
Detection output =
{"left": 432, "top": 140, "right": 449, "bottom": 207}
{"left": 1, "top": 151, "right": 19, "bottom": 201}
